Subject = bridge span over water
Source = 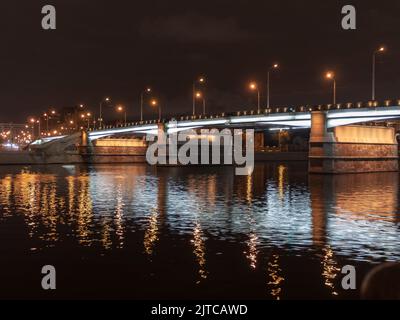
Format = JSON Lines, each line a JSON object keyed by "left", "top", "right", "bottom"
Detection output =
{"left": 31, "top": 100, "right": 400, "bottom": 144}
{"left": 20, "top": 100, "right": 400, "bottom": 174}
{"left": 88, "top": 104, "right": 400, "bottom": 141}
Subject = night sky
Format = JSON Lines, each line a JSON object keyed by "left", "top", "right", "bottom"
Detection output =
{"left": 1, "top": 0, "right": 400, "bottom": 123}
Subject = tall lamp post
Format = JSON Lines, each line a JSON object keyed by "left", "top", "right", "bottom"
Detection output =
{"left": 49, "top": 110, "right": 56, "bottom": 133}
{"left": 249, "top": 82, "right": 260, "bottom": 112}
{"left": 80, "top": 114, "right": 86, "bottom": 129}
{"left": 80, "top": 113, "right": 92, "bottom": 130}
{"left": 267, "top": 63, "right": 279, "bottom": 108}
{"left": 140, "top": 87, "right": 152, "bottom": 122}
{"left": 193, "top": 76, "right": 205, "bottom": 115}
{"left": 117, "top": 105, "right": 127, "bottom": 126}
{"left": 29, "top": 118, "right": 36, "bottom": 139}
{"left": 43, "top": 113, "right": 49, "bottom": 134}
{"left": 99, "top": 97, "right": 110, "bottom": 129}
{"left": 195, "top": 91, "right": 206, "bottom": 115}
{"left": 151, "top": 99, "right": 161, "bottom": 121}
{"left": 325, "top": 71, "right": 337, "bottom": 105}
{"left": 86, "top": 112, "right": 92, "bottom": 129}
{"left": 36, "top": 120, "right": 41, "bottom": 138}
{"left": 372, "top": 46, "right": 385, "bottom": 101}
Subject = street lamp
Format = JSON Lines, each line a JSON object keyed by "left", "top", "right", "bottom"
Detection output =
{"left": 43, "top": 112, "right": 49, "bottom": 134}
{"left": 36, "top": 120, "right": 41, "bottom": 138}
{"left": 150, "top": 99, "right": 161, "bottom": 121}
{"left": 116, "top": 105, "right": 127, "bottom": 125}
{"left": 267, "top": 63, "right": 279, "bottom": 108}
{"left": 325, "top": 71, "right": 337, "bottom": 105}
{"left": 44, "top": 110, "right": 56, "bottom": 134}
{"left": 80, "top": 114, "right": 85, "bottom": 129}
{"left": 372, "top": 46, "right": 386, "bottom": 101}
{"left": 195, "top": 91, "right": 206, "bottom": 115}
{"left": 29, "top": 118, "right": 36, "bottom": 139}
{"left": 86, "top": 112, "right": 92, "bottom": 129}
{"left": 140, "top": 87, "right": 152, "bottom": 122}
{"left": 249, "top": 82, "right": 260, "bottom": 112}
{"left": 193, "top": 76, "right": 205, "bottom": 115}
{"left": 99, "top": 97, "right": 110, "bottom": 128}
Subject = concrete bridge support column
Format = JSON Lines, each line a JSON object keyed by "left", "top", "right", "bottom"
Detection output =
{"left": 254, "top": 132, "right": 265, "bottom": 152}
{"left": 309, "top": 111, "right": 399, "bottom": 174}
{"left": 157, "top": 123, "right": 168, "bottom": 165}
{"left": 309, "top": 112, "right": 333, "bottom": 173}
{"left": 81, "top": 130, "right": 89, "bottom": 147}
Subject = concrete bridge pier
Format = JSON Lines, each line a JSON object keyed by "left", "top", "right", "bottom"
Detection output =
{"left": 157, "top": 123, "right": 168, "bottom": 164}
{"left": 309, "top": 111, "right": 399, "bottom": 174}
{"left": 81, "top": 130, "right": 89, "bottom": 147}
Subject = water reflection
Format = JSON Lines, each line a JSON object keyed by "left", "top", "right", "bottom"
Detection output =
{"left": 245, "top": 231, "right": 259, "bottom": 269}
{"left": 309, "top": 173, "right": 400, "bottom": 261}
{"left": 321, "top": 245, "right": 340, "bottom": 296}
{"left": 77, "top": 175, "right": 93, "bottom": 246}
{"left": 0, "top": 163, "right": 400, "bottom": 299}
{"left": 0, "top": 176, "right": 12, "bottom": 216}
{"left": 267, "top": 253, "right": 284, "bottom": 300}
{"left": 144, "top": 208, "right": 159, "bottom": 255}
{"left": 192, "top": 221, "right": 208, "bottom": 283}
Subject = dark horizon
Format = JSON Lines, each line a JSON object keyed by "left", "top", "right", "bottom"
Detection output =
{"left": 1, "top": 0, "right": 400, "bottom": 123}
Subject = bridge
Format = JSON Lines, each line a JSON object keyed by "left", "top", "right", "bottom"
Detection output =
{"left": 27, "top": 99, "right": 400, "bottom": 143}
{"left": 13, "top": 99, "right": 400, "bottom": 173}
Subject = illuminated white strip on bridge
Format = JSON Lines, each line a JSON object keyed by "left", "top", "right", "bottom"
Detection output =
{"left": 41, "top": 105, "right": 399, "bottom": 142}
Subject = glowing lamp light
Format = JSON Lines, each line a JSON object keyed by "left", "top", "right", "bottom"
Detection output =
{"left": 326, "top": 72, "right": 334, "bottom": 79}
{"left": 249, "top": 82, "right": 257, "bottom": 90}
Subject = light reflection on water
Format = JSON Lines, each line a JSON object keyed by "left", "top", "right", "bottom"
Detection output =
{"left": 0, "top": 163, "right": 399, "bottom": 299}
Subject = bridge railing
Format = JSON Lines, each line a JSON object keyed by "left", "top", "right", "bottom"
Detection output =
{"left": 83, "top": 98, "right": 400, "bottom": 133}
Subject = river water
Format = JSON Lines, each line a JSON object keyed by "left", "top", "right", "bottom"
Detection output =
{"left": 0, "top": 163, "right": 399, "bottom": 299}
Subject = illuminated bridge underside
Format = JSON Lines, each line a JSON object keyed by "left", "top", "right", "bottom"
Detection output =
{"left": 20, "top": 106, "right": 400, "bottom": 173}
{"left": 86, "top": 106, "right": 400, "bottom": 141}
{"left": 31, "top": 106, "right": 400, "bottom": 145}
{"left": 309, "top": 111, "right": 399, "bottom": 174}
